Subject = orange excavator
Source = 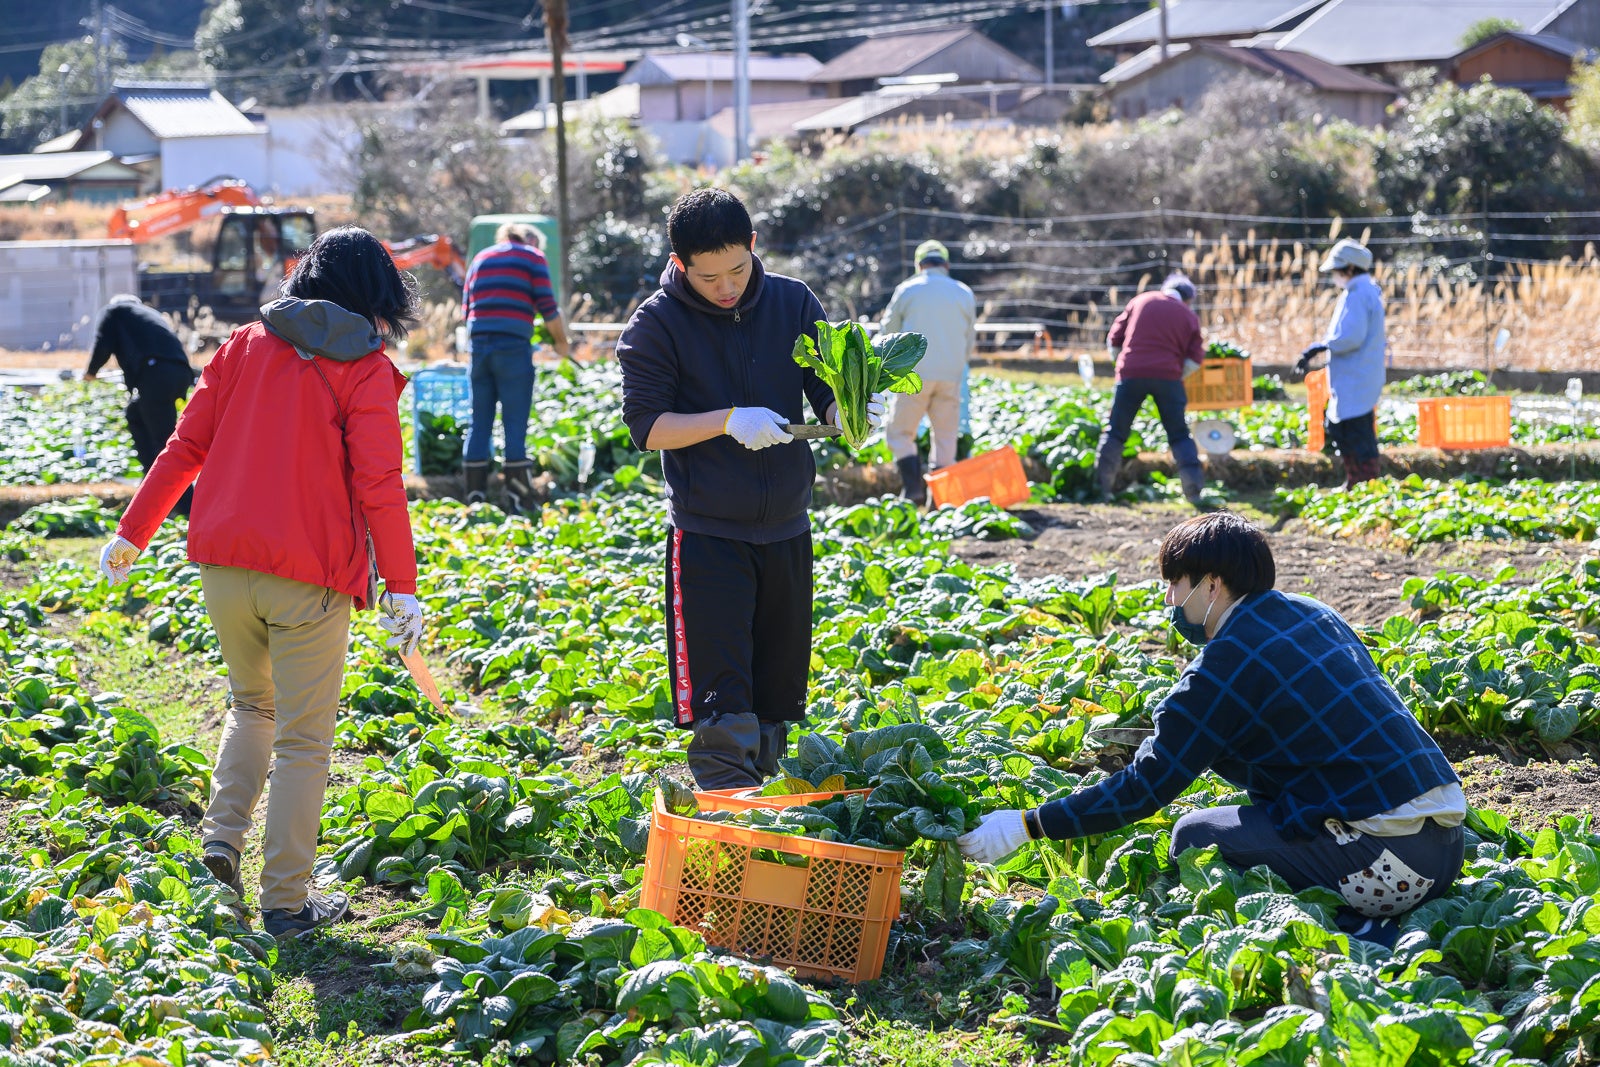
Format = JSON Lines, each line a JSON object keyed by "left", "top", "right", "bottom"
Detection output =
{"left": 111, "top": 179, "right": 467, "bottom": 324}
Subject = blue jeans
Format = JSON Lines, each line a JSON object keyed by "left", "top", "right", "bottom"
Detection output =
{"left": 1095, "top": 377, "right": 1201, "bottom": 477}
{"left": 464, "top": 333, "right": 535, "bottom": 463}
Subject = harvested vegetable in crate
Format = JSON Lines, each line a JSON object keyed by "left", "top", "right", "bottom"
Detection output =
{"left": 791, "top": 320, "right": 928, "bottom": 449}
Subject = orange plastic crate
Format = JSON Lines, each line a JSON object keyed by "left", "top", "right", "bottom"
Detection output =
{"left": 1305, "top": 368, "right": 1329, "bottom": 452}
{"left": 641, "top": 790, "right": 904, "bottom": 983}
{"left": 924, "top": 445, "right": 1030, "bottom": 509}
{"left": 695, "top": 787, "right": 871, "bottom": 813}
{"left": 1183, "top": 357, "right": 1254, "bottom": 411}
{"left": 1416, "top": 396, "right": 1512, "bottom": 450}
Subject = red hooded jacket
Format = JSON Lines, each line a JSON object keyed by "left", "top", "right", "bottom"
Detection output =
{"left": 117, "top": 299, "right": 417, "bottom": 608}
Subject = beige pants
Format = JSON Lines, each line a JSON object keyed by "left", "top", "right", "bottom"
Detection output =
{"left": 200, "top": 564, "right": 351, "bottom": 912}
{"left": 885, "top": 378, "right": 962, "bottom": 469}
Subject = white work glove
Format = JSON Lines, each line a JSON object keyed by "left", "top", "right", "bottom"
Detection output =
{"left": 827, "top": 393, "right": 888, "bottom": 431}
{"left": 98, "top": 535, "right": 141, "bottom": 584}
{"left": 378, "top": 591, "right": 424, "bottom": 657}
{"left": 958, "top": 809, "right": 1033, "bottom": 865}
{"left": 724, "top": 407, "right": 794, "bottom": 450}
{"left": 1181, "top": 359, "right": 1203, "bottom": 378}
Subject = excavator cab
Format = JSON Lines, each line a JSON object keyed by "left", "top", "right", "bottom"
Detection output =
{"left": 211, "top": 209, "right": 317, "bottom": 310}
{"left": 136, "top": 205, "right": 317, "bottom": 325}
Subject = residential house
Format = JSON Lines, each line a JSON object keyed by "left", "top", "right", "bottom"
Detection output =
{"left": 1266, "top": 0, "right": 1600, "bottom": 77}
{"left": 808, "top": 27, "right": 1042, "bottom": 98}
{"left": 1103, "top": 42, "right": 1398, "bottom": 125}
{"left": 0, "top": 151, "right": 144, "bottom": 204}
{"left": 1091, "top": 0, "right": 1600, "bottom": 80}
{"left": 1089, "top": 0, "right": 1328, "bottom": 55}
{"left": 504, "top": 52, "right": 823, "bottom": 166}
{"left": 71, "top": 82, "right": 266, "bottom": 192}
{"left": 1451, "top": 31, "right": 1598, "bottom": 109}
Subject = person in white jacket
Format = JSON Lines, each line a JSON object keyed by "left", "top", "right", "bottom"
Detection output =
{"left": 879, "top": 240, "right": 976, "bottom": 504}
{"left": 1296, "top": 238, "right": 1387, "bottom": 487}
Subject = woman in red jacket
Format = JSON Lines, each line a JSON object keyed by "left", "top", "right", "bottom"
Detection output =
{"left": 97, "top": 226, "right": 423, "bottom": 941}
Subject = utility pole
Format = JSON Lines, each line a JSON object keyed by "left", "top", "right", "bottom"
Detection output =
{"left": 94, "top": 1, "right": 110, "bottom": 98}
{"left": 545, "top": 0, "right": 571, "bottom": 306}
{"left": 1044, "top": 0, "right": 1054, "bottom": 88}
{"left": 1158, "top": 0, "right": 1169, "bottom": 61}
{"left": 315, "top": 0, "right": 332, "bottom": 100}
{"left": 733, "top": 0, "right": 750, "bottom": 162}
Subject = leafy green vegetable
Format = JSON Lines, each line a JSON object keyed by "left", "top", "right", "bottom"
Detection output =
{"left": 791, "top": 320, "right": 927, "bottom": 449}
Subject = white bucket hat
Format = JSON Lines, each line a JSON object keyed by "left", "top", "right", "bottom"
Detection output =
{"left": 1318, "top": 237, "right": 1374, "bottom": 272}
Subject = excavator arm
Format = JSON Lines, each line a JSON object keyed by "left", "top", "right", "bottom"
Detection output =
{"left": 383, "top": 234, "right": 468, "bottom": 287}
{"left": 108, "top": 180, "right": 262, "bottom": 243}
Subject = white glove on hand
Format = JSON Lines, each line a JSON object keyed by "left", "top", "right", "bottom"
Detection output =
{"left": 725, "top": 407, "right": 794, "bottom": 450}
{"left": 1181, "top": 359, "right": 1203, "bottom": 378}
{"left": 98, "top": 535, "right": 141, "bottom": 585}
{"left": 958, "top": 809, "right": 1033, "bottom": 865}
{"left": 863, "top": 391, "right": 888, "bottom": 429}
{"left": 378, "top": 591, "right": 424, "bottom": 657}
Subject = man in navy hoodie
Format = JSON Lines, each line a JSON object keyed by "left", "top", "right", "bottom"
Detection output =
{"left": 617, "top": 188, "right": 884, "bottom": 790}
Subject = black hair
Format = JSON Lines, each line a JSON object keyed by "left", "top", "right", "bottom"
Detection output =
{"left": 282, "top": 225, "right": 420, "bottom": 340}
{"left": 1158, "top": 511, "right": 1276, "bottom": 595}
{"left": 667, "top": 188, "right": 753, "bottom": 265}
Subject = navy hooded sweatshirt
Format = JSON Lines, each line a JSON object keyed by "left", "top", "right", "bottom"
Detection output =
{"left": 617, "top": 254, "right": 836, "bottom": 543}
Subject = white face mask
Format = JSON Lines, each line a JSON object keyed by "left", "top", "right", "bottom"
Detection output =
{"left": 1336, "top": 272, "right": 1358, "bottom": 290}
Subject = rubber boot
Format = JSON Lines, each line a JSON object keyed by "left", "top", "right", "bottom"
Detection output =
{"left": 1179, "top": 468, "right": 1206, "bottom": 507}
{"left": 502, "top": 460, "right": 537, "bottom": 514}
{"left": 1094, "top": 447, "right": 1121, "bottom": 499}
{"left": 463, "top": 461, "right": 489, "bottom": 505}
{"left": 896, "top": 456, "right": 926, "bottom": 507}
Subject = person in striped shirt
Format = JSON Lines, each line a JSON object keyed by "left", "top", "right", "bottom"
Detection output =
{"left": 461, "top": 223, "right": 571, "bottom": 511}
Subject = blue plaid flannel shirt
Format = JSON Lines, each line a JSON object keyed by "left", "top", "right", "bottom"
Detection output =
{"left": 1035, "top": 590, "right": 1459, "bottom": 841}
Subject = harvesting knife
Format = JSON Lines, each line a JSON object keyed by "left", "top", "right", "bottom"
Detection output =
{"left": 783, "top": 423, "right": 843, "bottom": 439}
{"left": 400, "top": 648, "right": 453, "bottom": 718}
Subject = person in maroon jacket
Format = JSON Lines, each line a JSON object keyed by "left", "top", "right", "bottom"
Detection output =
{"left": 95, "top": 227, "right": 423, "bottom": 941}
{"left": 1093, "top": 274, "right": 1207, "bottom": 506}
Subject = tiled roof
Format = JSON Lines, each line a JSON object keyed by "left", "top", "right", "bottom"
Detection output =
{"left": 111, "top": 82, "right": 259, "bottom": 139}
{"left": 624, "top": 52, "right": 821, "bottom": 85}
{"left": 806, "top": 28, "right": 973, "bottom": 83}
{"left": 1089, "top": 0, "right": 1328, "bottom": 49}
{"left": 1271, "top": 0, "right": 1583, "bottom": 65}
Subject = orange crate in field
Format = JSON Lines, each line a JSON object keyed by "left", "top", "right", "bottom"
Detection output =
{"left": 1416, "top": 396, "right": 1511, "bottom": 450}
{"left": 924, "top": 446, "right": 1030, "bottom": 509}
{"left": 1183, "top": 357, "right": 1253, "bottom": 411}
{"left": 1306, "top": 368, "right": 1329, "bottom": 452}
{"left": 641, "top": 791, "right": 903, "bottom": 983}
{"left": 695, "top": 787, "right": 871, "bottom": 813}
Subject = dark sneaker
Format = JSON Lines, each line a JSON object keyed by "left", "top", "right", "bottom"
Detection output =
{"left": 263, "top": 890, "right": 350, "bottom": 941}
{"left": 202, "top": 840, "right": 245, "bottom": 900}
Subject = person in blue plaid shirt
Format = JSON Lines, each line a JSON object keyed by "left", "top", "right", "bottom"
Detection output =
{"left": 959, "top": 511, "right": 1466, "bottom": 946}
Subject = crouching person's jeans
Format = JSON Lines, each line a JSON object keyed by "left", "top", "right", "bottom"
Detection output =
{"left": 1169, "top": 804, "right": 1464, "bottom": 920}
{"left": 686, "top": 711, "right": 790, "bottom": 791}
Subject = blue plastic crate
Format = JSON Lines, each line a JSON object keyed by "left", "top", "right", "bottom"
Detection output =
{"left": 411, "top": 364, "right": 472, "bottom": 474}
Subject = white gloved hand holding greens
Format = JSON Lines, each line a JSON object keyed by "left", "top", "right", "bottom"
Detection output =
{"left": 957, "top": 809, "right": 1033, "bottom": 865}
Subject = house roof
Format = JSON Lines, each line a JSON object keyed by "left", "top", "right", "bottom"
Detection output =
{"left": 1089, "top": 0, "right": 1329, "bottom": 49}
{"left": 707, "top": 98, "right": 843, "bottom": 142}
{"left": 1102, "top": 41, "right": 1397, "bottom": 94}
{"left": 99, "top": 82, "right": 260, "bottom": 140}
{"left": 0, "top": 150, "right": 141, "bottom": 184}
{"left": 1454, "top": 30, "right": 1599, "bottom": 64}
{"left": 501, "top": 84, "right": 642, "bottom": 132}
{"left": 790, "top": 84, "right": 998, "bottom": 131}
{"left": 806, "top": 28, "right": 974, "bottom": 83}
{"left": 1270, "top": 0, "right": 1585, "bottom": 66}
{"left": 31, "top": 130, "right": 85, "bottom": 154}
{"left": 0, "top": 182, "right": 52, "bottom": 204}
{"left": 622, "top": 52, "right": 822, "bottom": 86}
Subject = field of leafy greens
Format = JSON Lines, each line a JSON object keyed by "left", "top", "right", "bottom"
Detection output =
{"left": 3, "top": 362, "right": 1600, "bottom": 1065}
{"left": 9, "top": 366, "right": 1597, "bottom": 494}
{"left": 2, "top": 460, "right": 1600, "bottom": 1066}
